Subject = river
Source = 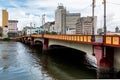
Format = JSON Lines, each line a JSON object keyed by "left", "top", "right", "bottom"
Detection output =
{"left": 0, "top": 41, "right": 97, "bottom": 80}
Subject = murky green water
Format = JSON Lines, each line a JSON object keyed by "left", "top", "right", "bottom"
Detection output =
{"left": 0, "top": 42, "right": 53, "bottom": 80}
{"left": 0, "top": 42, "right": 97, "bottom": 80}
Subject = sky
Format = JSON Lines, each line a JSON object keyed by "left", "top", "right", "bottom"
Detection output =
{"left": 0, "top": 0, "right": 120, "bottom": 31}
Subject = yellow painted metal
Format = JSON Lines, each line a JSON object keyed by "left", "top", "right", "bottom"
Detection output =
{"left": 88, "top": 36, "right": 91, "bottom": 42}
{"left": 80, "top": 36, "right": 83, "bottom": 42}
{"left": 106, "top": 36, "right": 112, "bottom": 44}
{"left": 84, "top": 36, "right": 87, "bottom": 42}
{"left": 113, "top": 37, "right": 119, "bottom": 45}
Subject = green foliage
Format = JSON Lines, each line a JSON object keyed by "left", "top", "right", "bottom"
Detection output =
{"left": 45, "top": 31, "right": 57, "bottom": 34}
{"left": 3, "top": 38, "right": 10, "bottom": 41}
{"left": 51, "top": 31, "right": 57, "bottom": 34}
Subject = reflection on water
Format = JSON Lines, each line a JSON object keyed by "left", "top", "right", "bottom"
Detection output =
{"left": 44, "top": 45, "right": 97, "bottom": 79}
{"left": 0, "top": 42, "right": 53, "bottom": 80}
{"left": 0, "top": 41, "right": 97, "bottom": 80}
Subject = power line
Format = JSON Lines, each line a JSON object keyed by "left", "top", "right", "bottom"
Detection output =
{"left": 107, "top": 2, "right": 120, "bottom": 6}
{"left": 79, "top": 4, "right": 91, "bottom": 12}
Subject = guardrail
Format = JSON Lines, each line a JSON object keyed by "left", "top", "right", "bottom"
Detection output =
{"left": 17, "top": 34, "right": 120, "bottom": 47}
{"left": 105, "top": 35, "right": 120, "bottom": 47}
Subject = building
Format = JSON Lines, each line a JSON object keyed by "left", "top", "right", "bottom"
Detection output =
{"left": 2, "top": 10, "right": 8, "bottom": 28}
{"left": 35, "top": 27, "right": 43, "bottom": 34}
{"left": 55, "top": 4, "right": 80, "bottom": 34}
{"left": 22, "top": 26, "right": 37, "bottom": 35}
{"left": 8, "top": 20, "right": 18, "bottom": 38}
{"left": 66, "top": 13, "right": 80, "bottom": 34}
{"left": 2, "top": 26, "right": 8, "bottom": 38}
{"left": 42, "top": 21, "right": 55, "bottom": 33}
{"left": 48, "top": 22, "right": 55, "bottom": 33}
{"left": 42, "top": 22, "right": 53, "bottom": 32}
{"left": 17, "top": 31, "right": 22, "bottom": 36}
{"left": 55, "top": 4, "right": 66, "bottom": 34}
{"left": 97, "top": 28, "right": 103, "bottom": 35}
{"left": 76, "top": 16, "right": 97, "bottom": 35}
{"left": 115, "top": 26, "right": 120, "bottom": 33}
{"left": 0, "top": 26, "right": 3, "bottom": 37}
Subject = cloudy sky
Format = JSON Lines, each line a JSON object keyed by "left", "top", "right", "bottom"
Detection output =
{"left": 0, "top": 0, "right": 120, "bottom": 31}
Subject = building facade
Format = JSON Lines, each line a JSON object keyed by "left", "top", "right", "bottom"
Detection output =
{"left": 22, "top": 26, "right": 39, "bottom": 35}
{"left": 76, "top": 16, "right": 97, "bottom": 35}
{"left": 8, "top": 20, "right": 18, "bottom": 38}
{"left": 66, "top": 13, "right": 80, "bottom": 34}
{"left": 3, "top": 26, "right": 8, "bottom": 38}
{"left": 42, "top": 21, "right": 55, "bottom": 33}
{"left": 55, "top": 4, "right": 66, "bottom": 34}
{"left": 55, "top": 4, "right": 80, "bottom": 34}
{"left": 2, "top": 10, "right": 8, "bottom": 28}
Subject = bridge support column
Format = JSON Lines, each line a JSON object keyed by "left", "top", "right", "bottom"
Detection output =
{"left": 94, "top": 46, "right": 114, "bottom": 78}
{"left": 21, "top": 38, "right": 24, "bottom": 43}
{"left": 30, "top": 37, "right": 34, "bottom": 46}
{"left": 25, "top": 37, "right": 28, "bottom": 44}
{"left": 23, "top": 37, "right": 26, "bottom": 43}
{"left": 43, "top": 39, "right": 49, "bottom": 50}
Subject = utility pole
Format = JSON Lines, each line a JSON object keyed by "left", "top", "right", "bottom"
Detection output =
{"left": 103, "top": 0, "right": 106, "bottom": 35}
{"left": 92, "top": 0, "right": 95, "bottom": 35}
{"left": 91, "top": 0, "right": 95, "bottom": 42}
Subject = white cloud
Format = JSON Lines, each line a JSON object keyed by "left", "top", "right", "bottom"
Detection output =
{"left": 0, "top": 0, "right": 120, "bottom": 31}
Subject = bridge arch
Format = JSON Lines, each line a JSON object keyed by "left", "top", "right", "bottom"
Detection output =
{"left": 34, "top": 38, "right": 43, "bottom": 45}
{"left": 48, "top": 39, "right": 93, "bottom": 55}
{"left": 48, "top": 44, "right": 97, "bottom": 69}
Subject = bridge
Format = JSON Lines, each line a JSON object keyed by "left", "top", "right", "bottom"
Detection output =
{"left": 17, "top": 34, "right": 120, "bottom": 78}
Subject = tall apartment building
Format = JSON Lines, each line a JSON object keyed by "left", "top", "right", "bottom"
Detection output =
{"left": 66, "top": 13, "right": 80, "bottom": 34}
{"left": 76, "top": 16, "right": 97, "bottom": 35}
{"left": 55, "top": 4, "right": 66, "bottom": 34}
{"left": 2, "top": 10, "right": 8, "bottom": 28}
{"left": 8, "top": 20, "right": 18, "bottom": 38}
{"left": 55, "top": 4, "right": 80, "bottom": 34}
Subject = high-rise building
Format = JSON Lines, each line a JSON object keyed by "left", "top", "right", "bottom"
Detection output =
{"left": 55, "top": 3, "right": 66, "bottom": 34}
{"left": 76, "top": 16, "right": 97, "bottom": 35}
{"left": 2, "top": 10, "right": 8, "bottom": 28}
{"left": 66, "top": 13, "right": 80, "bottom": 34}
{"left": 55, "top": 4, "right": 80, "bottom": 34}
{"left": 8, "top": 20, "right": 18, "bottom": 38}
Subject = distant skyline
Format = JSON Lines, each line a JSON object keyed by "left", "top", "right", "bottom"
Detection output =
{"left": 0, "top": 0, "right": 120, "bottom": 31}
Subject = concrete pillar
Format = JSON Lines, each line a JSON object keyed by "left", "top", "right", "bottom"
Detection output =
{"left": 30, "top": 37, "right": 34, "bottom": 46}
{"left": 21, "top": 37, "right": 24, "bottom": 43}
{"left": 43, "top": 38, "right": 49, "bottom": 50}
{"left": 25, "top": 37, "right": 28, "bottom": 44}
{"left": 94, "top": 45, "right": 104, "bottom": 66}
{"left": 22, "top": 37, "right": 25, "bottom": 43}
{"left": 94, "top": 46, "right": 114, "bottom": 78}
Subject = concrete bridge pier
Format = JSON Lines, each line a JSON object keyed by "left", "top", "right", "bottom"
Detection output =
{"left": 30, "top": 37, "right": 34, "bottom": 46}
{"left": 24, "top": 37, "right": 28, "bottom": 44}
{"left": 94, "top": 46, "right": 114, "bottom": 78}
{"left": 43, "top": 38, "right": 49, "bottom": 50}
{"left": 21, "top": 37, "right": 25, "bottom": 43}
